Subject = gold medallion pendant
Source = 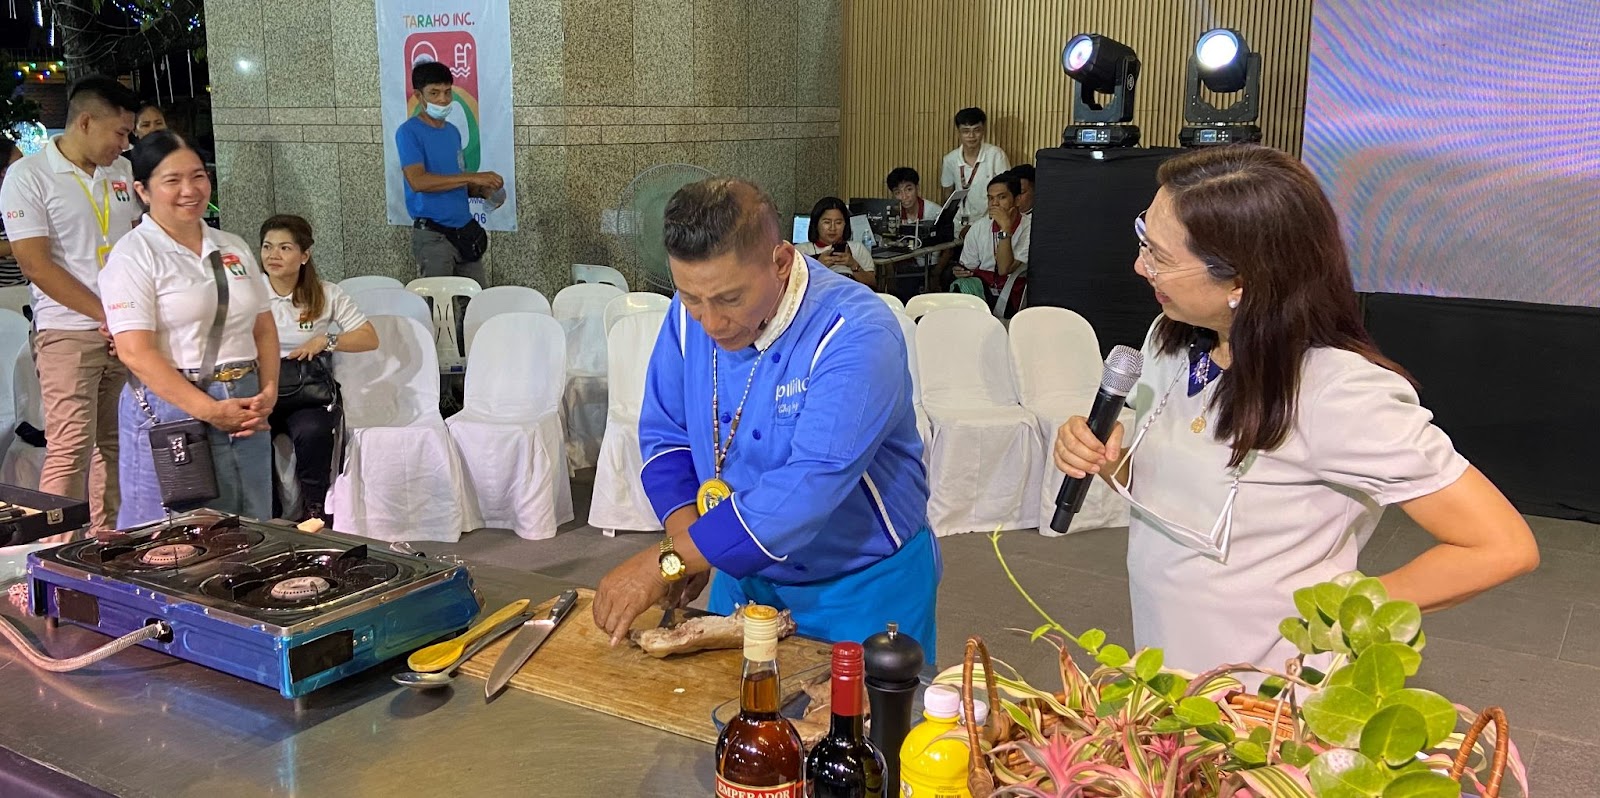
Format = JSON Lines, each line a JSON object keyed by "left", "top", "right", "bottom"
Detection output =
{"left": 1191, "top": 417, "right": 1207, "bottom": 434}
{"left": 697, "top": 478, "right": 733, "bottom": 514}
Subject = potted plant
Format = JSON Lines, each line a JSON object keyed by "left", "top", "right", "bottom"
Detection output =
{"left": 930, "top": 533, "right": 1527, "bottom": 797}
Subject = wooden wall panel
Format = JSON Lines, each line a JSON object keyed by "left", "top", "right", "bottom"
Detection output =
{"left": 838, "top": 0, "right": 1311, "bottom": 201}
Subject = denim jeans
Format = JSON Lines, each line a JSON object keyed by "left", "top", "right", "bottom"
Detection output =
{"left": 117, "top": 372, "right": 273, "bottom": 529}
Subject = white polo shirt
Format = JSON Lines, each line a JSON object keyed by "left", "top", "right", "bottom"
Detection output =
{"left": 100, "top": 216, "right": 272, "bottom": 370}
{"left": 0, "top": 137, "right": 142, "bottom": 331}
{"left": 940, "top": 142, "right": 1010, "bottom": 225}
{"left": 960, "top": 213, "right": 1032, "bottom": 273}
{"left": 267, "top": 280, "right": 369, "bottom": 357}
{"left": 794, "top": 240, "right": 874, "bottom": 275}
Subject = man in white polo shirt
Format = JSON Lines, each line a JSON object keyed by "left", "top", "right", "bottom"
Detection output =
{"left": 939, "top": 107, "right": 1010, "bottom": 231}
{"left": 0, "top": 76, "right": 142, "bottom": 535}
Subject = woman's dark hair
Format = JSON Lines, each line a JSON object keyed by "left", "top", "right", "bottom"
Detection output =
{"left": 953, "top": 107, "right": 987, "bottom": 127}
{"left": 129, "top": 129, "right": 197, "bottom": 187}
{"left": 807, "top": 197, "right": 851, "bottom": 246}
{"left": 1152, "top": 144, "right": 1405, "bottom": 467}
{"left": 885, "top": 166, "right": 919, "bottom": 192}
{"left": 259, "top": 214, "right": 325, "bottom": 324}
{"left": 137, "top": 102, "right": 164, "bottom": 119}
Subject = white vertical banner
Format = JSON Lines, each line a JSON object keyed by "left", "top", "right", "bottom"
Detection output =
{"left": 377, "top": 1, "right": 517, "bottom": 231}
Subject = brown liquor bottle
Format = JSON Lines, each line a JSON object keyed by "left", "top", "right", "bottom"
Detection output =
{"left": 714, "top": 605, "right": 804, "bottom": 797}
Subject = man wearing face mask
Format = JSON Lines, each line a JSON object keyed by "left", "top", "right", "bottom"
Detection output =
{"left": 395, "top": 60, "right": 503, "bottom": 286}
{"left": 591, "top": 178, "right": 939, "bottom": 653}
{"left": 0, "top": 76, "right": 142, "bottom": 537}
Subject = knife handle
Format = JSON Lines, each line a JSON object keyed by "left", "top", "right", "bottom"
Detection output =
{"left": 546, "top": 589, "right": 579, "bottom": 622}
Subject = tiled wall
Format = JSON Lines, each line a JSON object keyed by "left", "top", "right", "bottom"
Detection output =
{"left": 206, "top": 0, "right": 842, "bottom": 295}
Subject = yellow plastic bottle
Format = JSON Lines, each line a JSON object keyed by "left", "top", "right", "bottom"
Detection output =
{"left": 899, "top": 684, "right": 987, "bottom": 798}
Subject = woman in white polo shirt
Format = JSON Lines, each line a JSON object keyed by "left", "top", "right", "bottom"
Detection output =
{"left": 259, "top": 214, "right": 378, "bottom": 524}
{"left": 793, "top": 197, "right": 874, "bottom": 286}
{"left": 99, "top": 131, "right": 278, "bottom": 527}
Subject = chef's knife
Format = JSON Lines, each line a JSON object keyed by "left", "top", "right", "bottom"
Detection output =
{"left": 485, "top": 589, "right": 578, "bottom": 699}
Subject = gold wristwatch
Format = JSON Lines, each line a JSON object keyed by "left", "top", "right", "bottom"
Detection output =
{"left": 658, "top": 536, "right": 686, "bottom": 582}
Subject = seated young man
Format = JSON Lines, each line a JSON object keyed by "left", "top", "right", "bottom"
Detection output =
{"left": 886, "top": 166, "right": 941, "bottom": 226}
{"left": 952, "top": 172, "right": 1029, "bottom": 315}
{"left": 1011, "top": 163, "right": 1035, "bottom": 215}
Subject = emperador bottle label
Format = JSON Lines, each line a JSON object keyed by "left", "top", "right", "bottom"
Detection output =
{"left": 714, "top": 776, "right": 801, "bottom": 798}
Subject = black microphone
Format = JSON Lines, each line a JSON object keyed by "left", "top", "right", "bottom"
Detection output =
{"left": 1050, "top": 345, "right": 1143, "bottom": 534}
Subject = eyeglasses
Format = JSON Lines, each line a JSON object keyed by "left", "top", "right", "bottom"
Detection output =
{"left": 1134, "top": 211, "right": 1212, "bottom": 281}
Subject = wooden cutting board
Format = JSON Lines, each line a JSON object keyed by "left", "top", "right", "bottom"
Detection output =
{"left": 456, "top": 588, "right": 834, "bottom": 744}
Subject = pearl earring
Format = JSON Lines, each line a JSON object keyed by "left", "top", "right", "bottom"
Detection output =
{"left": 1228, "top": 296, "right": 1240, "bottom": 309}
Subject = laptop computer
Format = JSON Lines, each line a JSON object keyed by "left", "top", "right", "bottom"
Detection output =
{"left": 927, "top": 189, "right": 967, "bottom": 245}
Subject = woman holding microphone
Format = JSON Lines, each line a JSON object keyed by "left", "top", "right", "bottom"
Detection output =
{"left": 1053, "top": 144, "right": 1537, "bottom": 676}
{"left": 100, "top": 131, "right": 277, "bottom": 527}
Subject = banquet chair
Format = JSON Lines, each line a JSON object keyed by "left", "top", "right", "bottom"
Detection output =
{"left": 553, "top": 283, "right": 624, "bottom": 471}
{"left": 1008, "top": 306, "right": 1131, "bottom": 535}
{"left": 916, "top": 307, "right": 1042, "bottom": 535}
{"left": 463, "top": 286, "right": 553, "bottom": 354}
{"left": 326, "top": 315, "right": 483, "bottom": 541}
{"left": 447, "top": 313, "right": 573, "bottom": 539}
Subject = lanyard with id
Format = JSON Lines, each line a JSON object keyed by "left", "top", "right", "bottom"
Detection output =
{"left": 73, "top": 173, "right": 113, "bottom": 269}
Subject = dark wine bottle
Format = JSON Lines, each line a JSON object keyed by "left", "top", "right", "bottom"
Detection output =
{"left": 716, "top": 605, "right": 804, "bottom": 797}
{"left": 804, "top": 642, "right": 886, "bottom": 797}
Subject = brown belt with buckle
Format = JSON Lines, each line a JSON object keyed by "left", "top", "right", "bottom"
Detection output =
{"left": 180, "top": 359, "right": 258, "bottom": 383}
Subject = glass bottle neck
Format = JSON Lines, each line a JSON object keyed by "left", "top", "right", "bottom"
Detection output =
{"left": 739, "top": 657, "right": 783, "bottom": 715}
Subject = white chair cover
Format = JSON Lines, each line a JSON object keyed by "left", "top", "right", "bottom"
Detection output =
{"left": 589, "top": 310, "right": 667, "bottom": 534}
{"left": 1008, "top": 307, "right": 1130, "bottom": 535}
{"left": 604, "top": 292, "right": 671, "bottom": 333}
{"left": 338, "top": 275, "right": 405, "bottom": 295}
{"left": 892, "top": 310, "right": 932, "bottom": 461}
{"left": 917, "top": 307, "right": 1042, "bottom": 536}
{"left": 879, "top": 293, "right": 907, "bottom": 314}
{"left": 572, "top": 263, "right": 629, "bottom": 292}
{"left": 0, "top": 311, "right": 42, "bottom": 489}
{"left": 463, "top": 286, "right": 553, "bottom": 355}
{"left": 326, "top": 316, "right": 482, "bottom": 542}
{"left": 407, "top": 276, "right": 483, "bottom": 372}
{"left": 447, "top": 313, "right": 574, "bottom": 540}
{"left": 351, "top": 288, "right": 433, "bottom": 332}
{"left": 554, "top": 283, "right": 623, "bottom": 472}
{"left": 904, "top": 292, "right": 990, "bottom": 320}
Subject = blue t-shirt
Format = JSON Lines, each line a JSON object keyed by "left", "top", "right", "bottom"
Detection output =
{"left": 395, "top": 115, "right": 471, "bottom": 228}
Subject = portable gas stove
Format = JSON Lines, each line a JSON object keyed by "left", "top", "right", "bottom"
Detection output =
{"left": 24, "top": 511, "right": 479, "bottom": 700}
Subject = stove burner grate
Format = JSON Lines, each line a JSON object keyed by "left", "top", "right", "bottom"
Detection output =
{"left": 268, "top": 576, "right": 331, "bottom": 601}
{"left": 139, "top": 543, "right": 202, "bottom": 567}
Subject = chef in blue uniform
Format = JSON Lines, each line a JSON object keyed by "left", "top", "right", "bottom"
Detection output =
{"left": 593, "top": 178, "right": 940, "bottom": 653}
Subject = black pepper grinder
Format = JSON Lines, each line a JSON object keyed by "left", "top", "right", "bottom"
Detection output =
{"left": 862, "top": 621, "right": 924, "bottom": 790}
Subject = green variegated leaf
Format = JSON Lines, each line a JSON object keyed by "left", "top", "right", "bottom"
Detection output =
{"left": 1251, "top": 726, "right": 1273, "bottom": 746}
{"left": 1281, "top": 618, "right": 1316, "bottom": 656}
{"left": 1340, "top": 595, "right": 1376, "bottom": 630}
{"left": 1353, "top": 643, "right": 1407, "bottom": 697}
{"left": 1234, "top": 739, "right": 1268, "bottom": 765}
{"left": 1198, "top": 723, "right": 1236, "bottom": 744}
{"left": 1294, "top": 586, "right": 1320, "bottom": 620}
{"left": 1309, "top": 750, "right": 1388, "bottom": 798}
{"left": 1381, "top": 771, "right": 1458, "bottom": 798}
{"left": 1176, "top": 696, "right": 1222, "bottom": 726}
{"left": 1279, "top": 740, "right": 1316, "bottom": 768}
{"left": 1310, "top": 615, "right": 1343, "bottom": 652}
{"left": 1381, "top": 689, "right": 1457, "bottom": 749}
{"left": 1359, "top": 705, "right": 1429, "bottom": 766}
{"left": 1135, "top": 648, "right": 1163, "bottom": 681}
{"left": 1100, "top": 678, "right": 1135, "bottom": 703}
{"left": 1373, "top": 600, "right": 1423, "bottom": 644}
{"left": 1259, "top": 675, "right": 1288, "bottom": 699}
{"left": 1151, "top": 716, "right": 1188, "bottom": 734}
{"left": 1079, "top": 627, "right": 1106, "bottom": 652}
{"left": 1302, "top": 666, "right": 1327, "bottom": 685}
{"left": 1302, "top": 685, "right": 1379, "bottom": 748}
{"left": 1346, "top": 613, "right": 1380, "bottom": 654}
{"left": 1240, "top": 765, "right": 1317, "bottom": 798}
{"left": 1147, "top": 672, "right": 1187, "bottom": 702}
{"left": 1030, "top": 623, "right": 1052, "bottom": 642}
{"left": 1097, "top": 644, "right": 1130, "bottom": 668}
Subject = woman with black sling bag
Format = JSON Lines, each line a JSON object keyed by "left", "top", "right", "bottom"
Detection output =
{"left": 100, "top": 131, "right": 279, "bottom": 527}
{"left": 259, "top": 215, "right": 378, "bottom": 523}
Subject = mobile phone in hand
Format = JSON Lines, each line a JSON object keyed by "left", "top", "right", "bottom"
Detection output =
{"left": 832, "top": 241, "right": 848, "bottom": 254}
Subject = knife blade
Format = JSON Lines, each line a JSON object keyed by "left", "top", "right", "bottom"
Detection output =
{"left": 485, "top": 588, "right": 578, "bottom": 699}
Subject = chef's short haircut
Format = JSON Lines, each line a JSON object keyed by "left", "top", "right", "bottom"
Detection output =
{"left": 67, "top": 75, "right": 140, "bottom": 123}
{"left": 663, "top": 178, "right": 782, "bottom": 263}
{"left": 411, "top": 61, "right": 453, "bottom": 92}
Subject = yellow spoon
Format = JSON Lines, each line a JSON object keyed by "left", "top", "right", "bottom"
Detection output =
{"left": 407, "top": 599, "right": 531, "bottom": 673}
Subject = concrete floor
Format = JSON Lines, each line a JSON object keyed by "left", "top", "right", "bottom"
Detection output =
{"left": 419, "top": 474, "right": 1592, "bottom": 795}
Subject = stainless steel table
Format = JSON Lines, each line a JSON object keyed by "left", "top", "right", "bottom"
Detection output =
{"left": 0, "top": 564, "right": 716, "bottom": 796}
